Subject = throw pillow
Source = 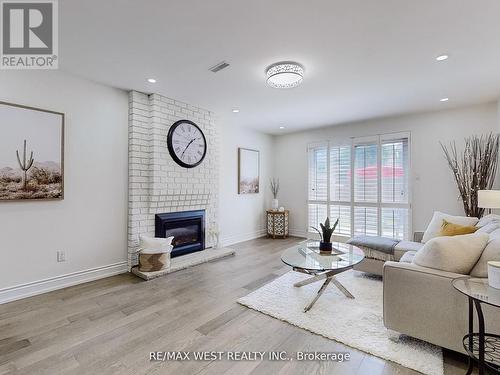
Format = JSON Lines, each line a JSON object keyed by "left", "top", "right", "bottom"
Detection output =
{"left": 439, "top": 219, "right": 478, "bottom": 236}
{"left": 490, "top": 228, "right": 500, "bottom": 240}
{"left": 422, "top": 211, "right": 479, "bottom": 243}
{"left": 139, "top": 235, "right": 174, "bottom": 254}
{"left": 412, "top": 233, "right": 489, "bottom": 274}
{"left": 470, "top": 238, "right": 500, "bottom": 277}
{"left": 476, "top": 213, "right": 500, "bottom": 227}
{"left": 476, "top": 222, "right": 500, "bottom": 235}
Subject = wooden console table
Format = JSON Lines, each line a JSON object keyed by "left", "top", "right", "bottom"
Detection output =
{"left": 267, "top": 210, "right": 289, "bottom": 239}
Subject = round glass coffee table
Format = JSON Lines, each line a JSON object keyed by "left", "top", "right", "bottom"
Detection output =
{"left": 452, "top": 277, "right": 500, "bottom": 375}
{"left": 281, "top": 241, "right": 365, "bottom": 312}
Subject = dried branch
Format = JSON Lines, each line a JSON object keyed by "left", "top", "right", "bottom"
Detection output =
{"left": 270, "top": 178, "right": 280, "bottom": 199}
{"left": 440, "top": 133, "right": 499, "bottom": 218}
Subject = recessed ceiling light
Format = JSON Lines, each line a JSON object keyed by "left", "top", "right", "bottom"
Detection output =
{"left": 266, "top": 61, "right": 304, "bottom": 89}
{"left": 279, "top": 126, "right": 285, "bottom": 129}
{"left": 147, "top": 78, "right": 157, "bottom": 83}
{"left": 232, "top": 109, "right": 240, "bottom": 113}
{"left": 436, "top": 55, "right": 449, "bottom": 61}
{"left": 440, "top": 97, "right": 449, "bottom": 102}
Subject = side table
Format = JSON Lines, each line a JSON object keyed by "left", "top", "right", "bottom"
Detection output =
{"left": 267, "top": 210, "right": 289, "bottom": 239}
{"left": 452, "top": 277, "right": 500, "bottom": 375}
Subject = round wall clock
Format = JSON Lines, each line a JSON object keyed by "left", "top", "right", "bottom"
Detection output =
{"left": 167, "top": 120, "right": 207, "bottom": 168}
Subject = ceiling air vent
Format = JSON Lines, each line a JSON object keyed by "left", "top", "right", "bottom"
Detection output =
{"left": 209, "top": 61, "right": 230, "bottom": 73}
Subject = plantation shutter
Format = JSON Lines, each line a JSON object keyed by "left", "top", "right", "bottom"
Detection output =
{"left": 353, "top": 142, "right": 378, "bottom": 235}
{"left": 380, "top": 136, "right": 410, "bottom": 239}
{"left": 330, "top": 145, "right": 351, "bottom": 235}
{"left": 308, "top": 144, "right": 328, "bottom": 229}
{"left": 308, "top": 145, "right": 327, "bottom": 201}
{"left": 381, "top": 138, "right": 409, "bottom": 204}
{"left": 354, "top": 143, "right": 378, "bottom": 203}
{"left": 307, "top": 133, "right": 411, "bottom": 240}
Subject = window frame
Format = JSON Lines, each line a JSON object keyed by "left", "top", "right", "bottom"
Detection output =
{"left": 307, "top": 132, "right": 412, "bottom": 240}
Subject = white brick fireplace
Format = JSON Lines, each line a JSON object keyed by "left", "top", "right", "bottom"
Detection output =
{"left": 127, "top": 91, "right": 219, "bottom": 270}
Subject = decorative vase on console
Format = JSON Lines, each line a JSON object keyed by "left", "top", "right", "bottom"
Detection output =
{"left": 272, "top": 198, "right": 279, "bottom": 210}
{"left": 270, "top": 177, "right": 280, "bottom": 211}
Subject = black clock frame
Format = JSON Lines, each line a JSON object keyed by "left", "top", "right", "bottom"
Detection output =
{"left": 167, "top": 120, "right": 207, "bottom": 168}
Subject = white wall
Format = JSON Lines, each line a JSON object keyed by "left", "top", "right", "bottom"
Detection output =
{"left": 0, "top": 71, "right": 129, "bottom": 301}
{"left": 274, "top": 102, "right": 499, "bottom": 237}
{"left": 498, "top": 99, "right": 500, "bottom": 131}
{"left": 219, "top": 121, "right": 275, "bottom": 245}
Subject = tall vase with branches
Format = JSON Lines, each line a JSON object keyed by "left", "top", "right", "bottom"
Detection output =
{"left": 441, "top": 133, "right": 499, "bottom": 218}
{"left": 270, "top": 178, "right": 280, "bottom": 210}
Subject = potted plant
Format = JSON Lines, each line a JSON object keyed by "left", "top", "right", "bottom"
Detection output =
{"left": 311, "top": 217, "right": 339, "bottom": 253}
{"left": 270, "top": 178, "right": 280, "bottom": 210}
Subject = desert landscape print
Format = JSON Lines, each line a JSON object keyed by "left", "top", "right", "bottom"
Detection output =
{"left": 0, "top": 102, "right": 64, "bottom": 201}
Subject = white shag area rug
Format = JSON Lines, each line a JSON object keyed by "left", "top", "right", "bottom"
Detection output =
{"left": 238, "top": 270, "right": 443, "bottom": 375}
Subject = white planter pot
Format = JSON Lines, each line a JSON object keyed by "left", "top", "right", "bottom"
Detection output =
{"left": 488, "top": 261, "right": 500, "bottom": 289}
{"left": 272, "top": 198, "right": 279, "bottom": 210}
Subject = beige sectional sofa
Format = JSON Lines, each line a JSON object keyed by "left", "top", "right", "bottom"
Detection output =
{"left": 383, "top": 260, "right": 500, "bottom": 353}
{"left": 349, "top": 212, "right": 500, "bottom": 353}
{"left": 381, "top": 213, "right": 500, "bottom": 353}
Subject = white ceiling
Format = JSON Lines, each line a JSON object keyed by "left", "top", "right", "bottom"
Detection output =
{"left": 60, "top": 0, "right": 500, "bottom": 134}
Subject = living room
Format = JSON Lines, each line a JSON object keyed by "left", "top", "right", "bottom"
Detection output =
{"left": 1, "top": 1, "right": 500, "bottom": 375}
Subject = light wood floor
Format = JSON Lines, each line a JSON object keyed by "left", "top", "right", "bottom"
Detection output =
{"left": 0, "top": 237, "right": 472, "bottom": 375}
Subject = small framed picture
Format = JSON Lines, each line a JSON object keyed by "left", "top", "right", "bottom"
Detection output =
{"left": 0, "top": 101, "right": 64, "bottom": 201}
{"left": 238, "top": 148, "right": 259, "bottom": 194}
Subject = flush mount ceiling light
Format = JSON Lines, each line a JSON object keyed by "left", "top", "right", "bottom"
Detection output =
{"left": 147, "top": 78, "right": 157, "bottom": 83}
{"left": 440, "top": 97, "right": 449, "bottom": 102}
{"left": 266, "top": 61, "right": 304, "bottom": 89}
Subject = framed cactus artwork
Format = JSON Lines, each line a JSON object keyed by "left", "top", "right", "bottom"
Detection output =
{"left": 0, "top": 101, "right": 64, "bottom": 201}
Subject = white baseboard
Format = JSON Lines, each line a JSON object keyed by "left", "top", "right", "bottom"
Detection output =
{"left": 0, "top": 262, "right": 128, "bottom": 305}
{"left": 289, "top": 228, "right": 308, "bottom": 238}
{"left": 221, "top": 228, "right": 308, "bottom": 247}
{"left": 221, "top": 229, "right": 267, "bottom": 247}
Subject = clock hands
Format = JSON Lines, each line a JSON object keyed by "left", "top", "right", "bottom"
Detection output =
{"left": 181, "top": 137, "right": 201, "bottom": 158}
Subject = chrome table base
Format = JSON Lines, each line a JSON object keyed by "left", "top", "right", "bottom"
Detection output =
{"left": 293, "top": 268, "right": 355, "bottom": 312}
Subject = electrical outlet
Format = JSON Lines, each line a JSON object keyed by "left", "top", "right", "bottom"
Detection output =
{"left": 57, "top": 251, "right": 66, "bottom": 262}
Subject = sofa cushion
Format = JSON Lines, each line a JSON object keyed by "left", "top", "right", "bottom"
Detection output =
{"left": 413, "top": 233, "right": 489, "bottom": 274}
{"left": 470, "top": 238, "right": 500, "bottom": 277}
{"left": 395, "top": 240, "right": 424, "bottom": 252}
{"left": 399, "top": 251, "right": 417, "bottom": 263}
{"left": 422, "top": 211, "right": 478, "bottom": 243}
{"left": 394, "top": 240, "right": 424, "bottom": 261}
{"left": 439, "top": 219, "right": 477, "bottom": 236}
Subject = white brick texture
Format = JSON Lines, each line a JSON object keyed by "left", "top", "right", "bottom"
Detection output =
{"left": 127, "top": 91, "right": 219, "bottom": 270}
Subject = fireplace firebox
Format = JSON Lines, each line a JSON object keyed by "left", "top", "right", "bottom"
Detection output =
{"left": 155, "top": 210, "right": 205, "bottom": 257}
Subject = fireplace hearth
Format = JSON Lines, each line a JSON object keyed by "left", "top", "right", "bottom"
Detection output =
{"left": 155, "top": 210, "right": 205, "bottom": 257}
